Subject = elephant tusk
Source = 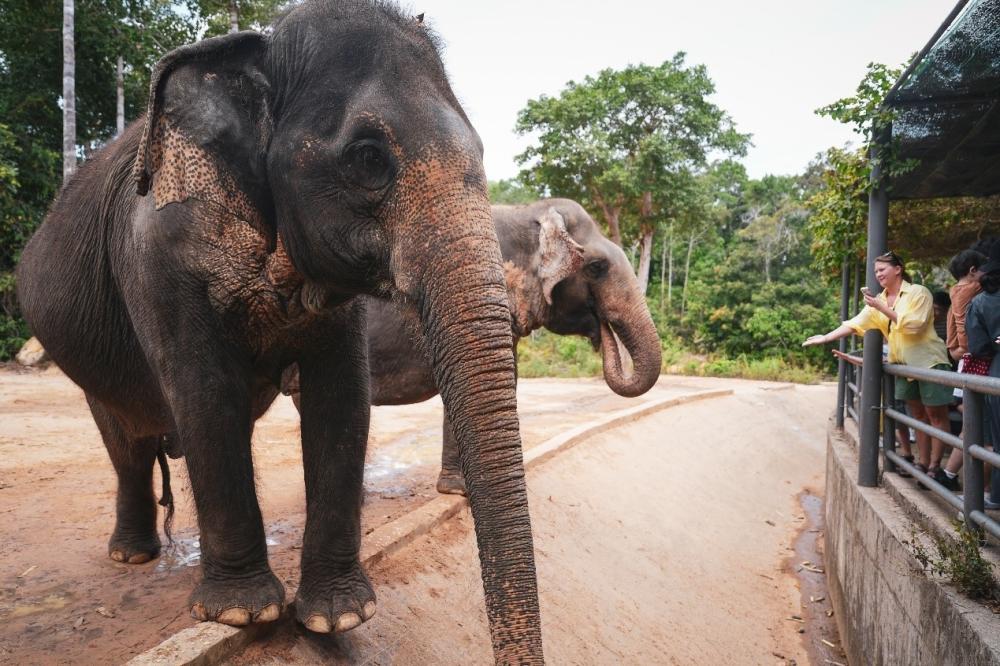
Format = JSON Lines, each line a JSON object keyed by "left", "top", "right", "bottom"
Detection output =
{"left": 600, "top": 319, "right": 636, "bottom": 385}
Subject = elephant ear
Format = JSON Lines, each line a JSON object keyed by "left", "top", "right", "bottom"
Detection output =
{"left": 535, "top": 207, "right": 585, "bottom": 304}
{"left": 133, "top": 31, "right": 275, "bottom": 249}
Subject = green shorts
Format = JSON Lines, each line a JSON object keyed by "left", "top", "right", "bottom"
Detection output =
{"left": 894, "top": 363, "right": 955, "bottom": 406}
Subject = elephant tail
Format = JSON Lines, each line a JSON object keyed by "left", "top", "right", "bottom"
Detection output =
{"left": 156, "top": 445, "right": 175, "bottom": 546}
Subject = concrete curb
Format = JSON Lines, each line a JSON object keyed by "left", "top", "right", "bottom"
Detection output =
{"left": 127, "top": 387, "right": 734, "bottom": 666}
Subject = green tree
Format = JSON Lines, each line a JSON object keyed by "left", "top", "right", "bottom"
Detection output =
{"left": 806, "top": 147, "right": 868, "bottom": 276}
{"left": 682, "top": 170, "right": 838, "bottom": 366}
{"left": 515, "top": 54, "right": 750, "bottom": 294}
{"left": 191, "top": 0, "right": 286, "bottom": 36}
{"left": 0, "top": 0, "right": 198, "bottom": 358}
{"left": 488, "top": 178, "right": 538, "bottom": 205}
{"left": 808, "top": 61, "right": 1000, "bottom": 277}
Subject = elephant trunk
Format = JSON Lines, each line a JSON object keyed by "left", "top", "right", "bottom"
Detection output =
{"left": 596, "top": 277, "right": 662, "bottom": 397}
{"left": 395, "top": 182, "right": 543, "bottom": 663}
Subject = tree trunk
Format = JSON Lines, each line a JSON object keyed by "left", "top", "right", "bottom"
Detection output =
{"left": 659, "top": 224, "right": 667, "bottom": 309}
{"left": 636, "top": 225, "right": 653, "bottom": 296}
{"left": 667, "top": 224, "right": 674, "bottom": 309}
{"left": 603, "top": 206, "right": 622, "bottom": 247}
{"left": 681, "top": 231, "right": 696, "bottom": 315}
{"left": 229, "top": 0, "right": 239, "bottom": 33}
{"left": 591, "top": 188, "right": 623, "bottom": 246}
{"left": 115, "top": 55, "right": 124, "bottom": 137}
{"left": 62, "top": 0, "right": 75, "bottom": 182}
{"left": 635, "top": 191, "right": 654, "bottom": 294}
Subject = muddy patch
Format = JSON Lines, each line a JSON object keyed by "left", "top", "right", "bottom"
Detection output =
{"left": 790, "top": 489, "right": 848, "bottom": 665}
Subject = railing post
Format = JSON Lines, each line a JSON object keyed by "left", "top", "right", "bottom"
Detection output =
{"left": 882, "top": 369, "right": 896, "bottom": 474}
{"left": 859, "top": 133, "right": 889, "bottom": 488}
{"left": 859, "top": 333, "right": 883, "bottom": 486}
{"left": 836, "top": 258, "right": 851, "bottom": 428}
{"left": 963, "top": 389, "right": 985, "bottom": 533}
{"left": 854, "top": 264, "right": 863, "bottom": 315}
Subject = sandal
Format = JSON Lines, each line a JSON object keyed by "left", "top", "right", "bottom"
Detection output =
{"left": 894, "top": 454, "right": 913, "bottom": 478}
{"left": 914, "top": 462, "right": 930, "bottom": 490}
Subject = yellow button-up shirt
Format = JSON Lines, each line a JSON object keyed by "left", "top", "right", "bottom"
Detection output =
{"left": 845, "top": 281, "right": 950, "bottom": 368}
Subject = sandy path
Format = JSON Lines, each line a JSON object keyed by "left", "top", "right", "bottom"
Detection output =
{"left": 0, "top": 366, "right": 752, "bottom": 664}
{"left": 230, "top": 384, "right": 836, "bottom": 665}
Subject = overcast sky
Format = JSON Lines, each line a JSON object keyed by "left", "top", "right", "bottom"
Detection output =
{"left": 406, "top": 0, "right": 957, "bottom": 181}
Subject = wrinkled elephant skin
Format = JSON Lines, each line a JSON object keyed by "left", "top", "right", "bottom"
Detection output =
{"left": 283, "top": 198, "right": 663, "bottom": 494}
{"left": 16, "top": 2, "right": 542, "bottom": 663}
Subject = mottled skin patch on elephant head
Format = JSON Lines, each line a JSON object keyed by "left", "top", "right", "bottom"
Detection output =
{"left": 502, "top": 208, "right": 584, "bottom": 338}
{"left": 147, "top": 116, "right": 269, "bottom": 240}
{"left": 536, "top": 207, "right": 584, "bottom": 303}
{"left": 503, "top": 261, "right": 532, "bottom": 336}
{"left": 143, "top": 117, "right": 337, "bottom": 354}
{"left": 384, "top": 143, "right": 494, "bottom": 301}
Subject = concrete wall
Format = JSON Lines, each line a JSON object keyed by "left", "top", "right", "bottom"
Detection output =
{"left": 825, "top": 424, "right": 1000, "bottom": 666}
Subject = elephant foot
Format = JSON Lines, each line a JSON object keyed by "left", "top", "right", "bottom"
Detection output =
{"left": 295, "top": 560, "right": 376, "bottom": 634}
{"left": 108, "top": 529, "right": 161, "bottom": 564}
{"left": 189, "top": 571, "right": 285, "bottom": 626}
{"left": 436, "top": 470, "right": 467, "bottom": 496}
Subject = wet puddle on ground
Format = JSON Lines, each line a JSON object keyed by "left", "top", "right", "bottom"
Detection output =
{"left": 0, "top": 580, "right": 76, "bottom": 621}
{"left": 156, "top": 535, "right": 283, "bottom": 572}
{"left": 363, "top": 426, "right": 440, "bottom": 492}
{"left": 791, "top": 490, "right": 847, "bottom": 666}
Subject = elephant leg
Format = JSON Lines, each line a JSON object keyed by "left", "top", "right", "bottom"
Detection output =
{"left": 295, "top": 305, "right": 376, "bottom": 634}
{"left": 179, "top": 377, "right": 283, "bottom": 626}
{"left": 87, "top": 395, "right": 162, "bottom": 564}
{"left": 130, "top": 308, "right": 282, "bottom": 625}
{"left": 436, "top": 413, "right": 467, "bottom": 496}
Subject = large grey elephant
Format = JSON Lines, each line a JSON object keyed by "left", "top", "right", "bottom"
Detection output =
{"left": 15, "top": 2, "right": 542, "bottom": 662}
{"left": 284, "top": 199, "right": 663, "bottom": 494}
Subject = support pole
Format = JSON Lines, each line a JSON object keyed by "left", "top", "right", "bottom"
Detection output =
{"left": 836, "top": 257, "right": 850, "bottom": 428}
{"left": 854, "top": 264, "right": 863, "bottom": 317}
{"left": 858, "top": 137, "right": 889, "bottom": 488}
{"left": 882, "top": 370, "right": 896, "bottom": 474}
{"left": 963, "top": 390, "right": 985, "bottom": 534}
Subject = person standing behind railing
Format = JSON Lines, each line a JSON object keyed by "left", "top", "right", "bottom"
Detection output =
{"left": 803, "top": 251, "right": 953, "bottom": 477}
{"left": 933, "top": 291, "right": 951, "bottom": 343}
{"left": 966, "top": 251, "right": 1000, "bottom": 507}
{"left": 936, "top": 250, "right": 988, "bottom": 491}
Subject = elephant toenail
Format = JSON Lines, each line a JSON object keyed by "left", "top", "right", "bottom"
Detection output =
{"left": 362, "top": 601, "right": 376, "bottom": 620}
{"left": 217, "top": 608, "right": 251, "bottom": 626}
{"left": 255, "top": 603, "right": 281, "bottom": 623}
{"left": 305, "top": 614, "right": 332, "bottom": 633}
{"left": 190, "top": 603, "right": 208, "bottom": 621}
{"left": 127, "top": 552, "right": 152, "bottom": 564}
{"left": 335, "top": 612, "right": 362, "bottom": 633}
{"left": 110, "top": 550, "right": 126, "bottom": 562}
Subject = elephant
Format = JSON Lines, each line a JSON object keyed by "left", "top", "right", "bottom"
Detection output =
{"left": 15, "top": 1, "right": 542, "bottom": 662}
{"left": 282, "top": 199, "right": 664, "bottom": 495}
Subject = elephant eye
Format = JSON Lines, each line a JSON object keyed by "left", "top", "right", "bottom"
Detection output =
{"left": 584, "top": 259, "right": 608, "bottom": 279}
{"left": 342, "top": 139, "right": 394, "bottom": 191}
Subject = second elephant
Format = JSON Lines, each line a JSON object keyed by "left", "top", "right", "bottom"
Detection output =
{"left": 284, "top": 198, "right": 662, "bottom": 494}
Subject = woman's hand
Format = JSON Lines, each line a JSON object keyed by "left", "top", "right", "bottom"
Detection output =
{"left": 803, "top": 334, "right": 827, "bottom": 347}
{"left": 862, "top": 291, "right": 884, "bottom": 312}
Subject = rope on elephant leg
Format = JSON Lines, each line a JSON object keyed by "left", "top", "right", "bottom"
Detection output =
{"left": 156, "top": 445, "right": 175, "bottom": 546}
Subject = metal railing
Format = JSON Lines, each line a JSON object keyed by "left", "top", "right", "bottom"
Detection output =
{"left": 836, "top": 347, "right": 1000, "bottom": 540}
{"left": 837, "top": 349, "right": 863, "bottom": 426}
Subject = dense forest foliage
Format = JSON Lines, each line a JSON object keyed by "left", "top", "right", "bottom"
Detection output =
{"left": 3, "top": 3, "right": 996, "bottom": 380}
{"left": 0, "top": 0, "right": 280, "bottom": 358}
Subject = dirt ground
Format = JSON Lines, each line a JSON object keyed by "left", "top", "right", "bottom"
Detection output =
{"left": 0, "top": 365, "right": 746, "bottom": 665}
{"left": 0, "top": 367, "right": 833, "bottom": 664}
{"left": 229, "top": 383, "right": 842, "bottom": 665}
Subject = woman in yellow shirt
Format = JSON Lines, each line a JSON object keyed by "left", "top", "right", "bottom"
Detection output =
{"left": 804, "top": 251, "right": 952, "bottom": 475}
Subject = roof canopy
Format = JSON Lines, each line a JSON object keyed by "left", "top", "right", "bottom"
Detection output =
{"left": 885, "top": 0, "right": 1000, "bottom": 200}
